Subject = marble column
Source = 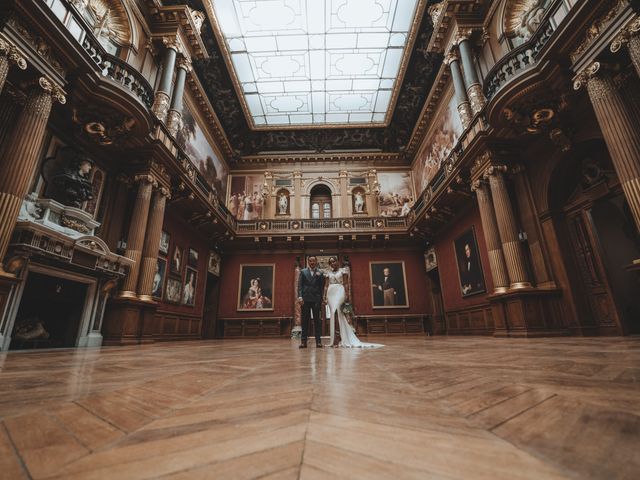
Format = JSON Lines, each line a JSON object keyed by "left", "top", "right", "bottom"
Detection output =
{"left": 445, "top": 51, "right": 473, "bottom": 128}
{"left": 576, "top": 62, "right": 640, "bottom": 232}
{"left": 0, "top": 39, "right": 27, "bottom": 95}
{"left": 292, "top": 171, "right": 303, "bottom": 218}
{"left": 0, "top": 77, "right": 65, "bottom": 273}
{"left": 151, "top": 39, "right": 179, "bottom": 122}
{"left": 339, "top": 170, "right": 349, "bottom": 217}
{"left": 137, "top": 186, "right": 170, "bottom": 301}
{"left": 458, "top": 35, "right": 486, "bottom": 114}
{"left": 486, "top": 166, "right": 531, "bottom": 289}
{"left": 472, "top": 179, "right": 509, "bottom": 293}
{"left": 166, "top": 57, "right": 191, "bottom": 136}
{"left": 118, "top": 175, "right": 156, "bottom": 298}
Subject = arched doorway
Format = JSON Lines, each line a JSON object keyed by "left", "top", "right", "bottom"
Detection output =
{"left": 310, "top": 184, "right": 332, "bottom": 219}
{"left": 548, "top": 140, "right": 640, "bottom": 335}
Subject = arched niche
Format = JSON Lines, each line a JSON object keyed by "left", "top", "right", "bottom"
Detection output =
{"left": 501, "top": 0, "right": 548, "bottom": 42}
{"left": 73, "top": 0, "right": 136, "bottom": 55}
{"left": 351, "top": 186, "right": 367, "bottom": 215}
{"left": 275, "top": 188, "right": 291, "bottom": 216}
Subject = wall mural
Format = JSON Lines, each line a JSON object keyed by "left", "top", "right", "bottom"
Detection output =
{"left": 176, "top": 102, "right": 228, "bottom": 200}
{"left": 377, "top": 171, "right": 414, "bottom": 217}
{"left": 413, "top": 94, "right": 463, "bottom": 195}
{"left": 227, "top": 175, "right": 265, "bottom": 220}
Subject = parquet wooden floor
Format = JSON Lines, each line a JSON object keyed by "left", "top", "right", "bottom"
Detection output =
{"left": 0, "top": 337, "right": 639, "bottom": 479}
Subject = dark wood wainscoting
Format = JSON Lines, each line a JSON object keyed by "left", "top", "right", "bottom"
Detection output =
{"left": 445, "top": 305, "right": 494, "bottom": 335}
{"left": 221, "top": 317, "right": 293, "bottom": 338}
{"left": 354, "top": 315, "right": 426, "bottom": 335}
{"left": 153, "top": 311, "right": 202, "bottom": 341}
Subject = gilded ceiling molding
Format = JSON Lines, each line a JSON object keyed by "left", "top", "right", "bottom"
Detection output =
{"left": 610, "top": 16, "right": 640, "bottom": 52}
{"left": 236, "top": 152, "right": 403, "bottom": 166}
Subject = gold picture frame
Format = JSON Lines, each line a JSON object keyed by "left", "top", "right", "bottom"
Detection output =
{"left": 237, "top": 264, "right": 275, "bottom": 311}
{"left": 369, "top": 261, "right": 409, "bottom": 309}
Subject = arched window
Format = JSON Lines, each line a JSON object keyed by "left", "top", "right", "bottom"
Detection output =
{"left": 310, "top": 184, "right": 332, "bottom": 219}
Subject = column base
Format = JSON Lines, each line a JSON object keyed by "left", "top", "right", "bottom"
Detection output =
{"left": 490, "top": 288, "right": 570, "bottom": 337}
{"left": 0, "top": 274, "right": 20, "bottom": 351}
{"left": 102, "top": 296, "right": 157, "bottom": 346}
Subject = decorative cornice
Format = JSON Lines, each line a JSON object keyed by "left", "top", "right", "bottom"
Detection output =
{"left": 570, "top": 0, "right": 627, "bottom": 64}
{"left": 0, "top": 38, "right": 27, "bottom": 70}
{"left": 611, "top": 16, "right": 640, "bottom": 52}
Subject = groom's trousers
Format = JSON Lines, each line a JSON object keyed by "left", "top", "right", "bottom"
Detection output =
{"left": 301, "top": 301, "right": 322, "bottom": 344}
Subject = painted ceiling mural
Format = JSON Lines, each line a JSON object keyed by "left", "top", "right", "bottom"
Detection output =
{"left": 168, "top": 0, "right": 443, "bottom": 158}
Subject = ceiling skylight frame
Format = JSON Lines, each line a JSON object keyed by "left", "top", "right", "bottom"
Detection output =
{"left": 203, "top": 0, "right": 427, "bottom": 130}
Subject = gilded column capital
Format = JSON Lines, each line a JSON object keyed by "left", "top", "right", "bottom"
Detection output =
{"left": 33, "top": 77, "right": 66, "bottom": 104}
{"left": 293, "top": 170, "right": 303, "bottom": 178}
{"left": 455, "top": 27, "right": 474, "bottom": 44}
{"left": 158, "top": 186, "right": 172, "bottom": 199}
{"left": 162, "top": 36, "right": 183, "bottom": 54}
{"left": 0, "top": 38, "right": 27, "bottom": 70}
{"left": 264, "top": 171, "right": 273, "bottom": 179}
{"left": 177, "top": 56, "right": 192, "bottom": 72}
{"left": 339, "top": 170, "right": 349, "bottom": 178}
{"left": 470, "top": 178, "right": 488, "bottom": 192}
{"left": 573, "top": 62, "right": 603, "bottom": 90}
{"left": 610, "top": 17, "right": 640, "bottom": 52}
{"left": 444, "top": 50, "right": 459, "bottom": 65}
{"left": 367, "top": 168, "right": 377, "bottom": 177}
{"left": 134, "top": 174, "right": 157, "bottom": 187}
{"left": 484, "top": 164, "right": 508, "bottom": 178}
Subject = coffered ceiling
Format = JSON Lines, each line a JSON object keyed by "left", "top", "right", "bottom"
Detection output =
{"left": 169, "top": 0, "right": 444, "bottom": 159}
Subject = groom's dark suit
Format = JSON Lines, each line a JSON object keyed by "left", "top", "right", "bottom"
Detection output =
{"left": 298, "top": 267, "right": 325, "bottom": 344}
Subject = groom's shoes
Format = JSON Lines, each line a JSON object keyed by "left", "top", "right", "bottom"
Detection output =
{"left": 316, "top": 342, "right": 323, "bottom": 348}
{"left": 299, "top": 341, "right": 307, "bottom": 349}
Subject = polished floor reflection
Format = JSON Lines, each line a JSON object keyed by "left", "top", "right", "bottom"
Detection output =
{"left": 0, "top": 337, "right": 639, "bottom": 479}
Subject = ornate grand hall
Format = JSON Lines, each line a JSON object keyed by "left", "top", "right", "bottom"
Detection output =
{"left": 0, "top": 0, "right": 639, "bottom": 478}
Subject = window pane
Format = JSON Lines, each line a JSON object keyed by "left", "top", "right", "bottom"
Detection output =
{"left": 311, "top": 203, "right": 320, "bottom": 219}
{"left": 323, "top": 203, "right": 331, "bottom": 218}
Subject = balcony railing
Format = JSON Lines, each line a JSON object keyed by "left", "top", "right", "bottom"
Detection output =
{"left": 235, "top": 216, "right": 410, "bottom": 235}
{"left": 483, "top": 5, "right": 559, "bottom": 100}
{"left": 42, "top": 0, "right": 154, "bottom": 108}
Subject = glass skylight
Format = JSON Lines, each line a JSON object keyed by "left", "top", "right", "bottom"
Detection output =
{"left": 209, "top": 0, "right": 421, "bottom": 127}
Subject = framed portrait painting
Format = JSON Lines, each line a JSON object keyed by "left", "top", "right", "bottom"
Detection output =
{"left": 453, "top": 226, "right": 486, "bottom": 297}
{"left": 237, "top": 264, "right": 275, "bottom": 311}
{"left": 424, "top": 247, "right": 437, "bottom": 272}
{"left": 165, "top": 277, "right": 182, "bottom": 304}
{"left": 182, "top": 268, "right": 197, "bottom": 306}
{"left": 151, "top": 258, "right": 167, "bottom": 299}
{"left": 159, "top": 231, "right": 170, "bottom": 256}
{"left": 369, "top": 261, "right": 409, "bottom": 309}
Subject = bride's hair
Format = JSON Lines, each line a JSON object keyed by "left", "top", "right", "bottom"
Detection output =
{"left": 328, "top": 256, "right": 338, "bottom": 264}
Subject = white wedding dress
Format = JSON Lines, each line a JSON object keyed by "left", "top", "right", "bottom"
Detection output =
{"left": 326, "top": 269, "right": 383, "bottom": 348}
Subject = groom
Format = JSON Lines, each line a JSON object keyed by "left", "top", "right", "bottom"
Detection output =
{"left": 297, "top": 256, "right": 325, "bottom": 348}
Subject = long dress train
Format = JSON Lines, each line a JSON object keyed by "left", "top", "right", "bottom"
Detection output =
{"left": 326, "top": 269, "right": 383, "bottom": 348}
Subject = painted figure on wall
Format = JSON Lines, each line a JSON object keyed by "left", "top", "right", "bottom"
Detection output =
{"left": 229, "top": 175, "right": 265, "bottom": 221}
{"left": 238, "top": 265, "right": 274, "bottom": 311}
{"left": 414, "top": 94, "right": 463, "bottom": 195}
{"left": 242, "top": 278, "right": 272, "bottom": 309}
{"left": 176, "top": 103, "right": 228, "bottom": 200}
{"left": 454, "top": 227, "right": 486, "bottom": 297}
{"left": 377, "top": 172, "right": 414, "bottom": 217}
{"left": 370, "top": 262, "right": 409, "bottom": 308}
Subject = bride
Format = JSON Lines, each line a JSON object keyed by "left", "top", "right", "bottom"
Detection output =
{"left": 323, "top": 257, "right": 383, "bottom": 348}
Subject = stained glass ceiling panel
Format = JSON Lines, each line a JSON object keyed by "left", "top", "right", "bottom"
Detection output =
{"left": 209, "top": 0, "right": 421, "bottom": 127}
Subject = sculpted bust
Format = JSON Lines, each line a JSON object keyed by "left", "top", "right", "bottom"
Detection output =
{"left": 51, "top": 154, "right": 94, "bottom": 208}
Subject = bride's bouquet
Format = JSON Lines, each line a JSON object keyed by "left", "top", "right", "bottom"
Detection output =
{"left": 341, "top": 302, "right": 354, "bottom": 316}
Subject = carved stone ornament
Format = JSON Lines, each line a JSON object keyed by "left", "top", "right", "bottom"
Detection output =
{"left": 72, "top": 107, "right": 135, "bottom": 145}
{"left": 504, "top": 0, "right": 549, "bottom": 40}
{"left": 190, "top": 9, "right": 206, "bottom": 34}
{"left": 0, "top": 38, "right": 27, "bottom": 70}
{"left": 151, "top": 91, "right": 170, "bottom": 121}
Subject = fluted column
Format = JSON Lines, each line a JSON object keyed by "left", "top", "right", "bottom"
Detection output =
{"left": 574, "top": 62, "right": 640, "bottom": 232}
{"left": 486, "top": 166, "right": 531, "bottom": 289}
{"left": 472, "top": 179, "right": 509, "bottom": 293}
{"left": 151, "top": 38, "right": 179, "bottom": 122}
{"left": 445, "top": 51, "right": 473, "bottom": 128}
{"left": 339, "top": 170, "right": 349, "bottom": 216}
{"left": 166, "top": 57, "right": 191, "bottom": 136}
{"left": 137, "top": 186, "right": 170, "bottom": 301}
{"left": 0, "top": 77, "right": 65, "bottom": 273}
{"left": 118, "top": 175, "right": 156, "bottom": 298}
{"left": 0, "top": 39, "right": 27, "bottom": 95}
{"left": 292, "top": 170, "right": 303, "bottom": 217}
{"left": 457, "top": 33, "right": 486, "bottom": 114}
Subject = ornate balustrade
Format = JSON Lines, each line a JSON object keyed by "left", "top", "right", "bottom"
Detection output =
{"left": 43, "top": 0, "right": 154, "bottom": 107}
{"left": 235, "top": 215, "right": 410, "bottom": 235}
{"left": 483, "top": 5, "right": 560, "bottom": 101}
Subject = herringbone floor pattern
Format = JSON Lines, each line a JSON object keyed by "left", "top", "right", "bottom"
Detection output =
{"left": 0, "top": 337, "right": 638, "bottom": 479}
